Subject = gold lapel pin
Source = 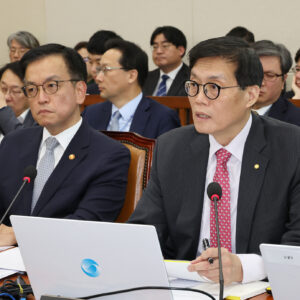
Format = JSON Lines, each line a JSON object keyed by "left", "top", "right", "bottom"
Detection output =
{"left": 69, "top": 154, "right": 76, "bottom": 160}
{"left": 254, "top": 164, "right": 259, "bottom": 169}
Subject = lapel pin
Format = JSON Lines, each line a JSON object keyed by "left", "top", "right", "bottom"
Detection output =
{"left": 254, "top": 164, "right": 259, "bottom": 169}
{"left": 69, "top": 154, "right": 76, "bottom": 160}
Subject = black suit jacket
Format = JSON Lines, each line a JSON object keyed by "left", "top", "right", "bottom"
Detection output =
{"left": 0, "top": 121, "right": 130, "bottom": 225}
{"left": 130, "top": 113, "right": 300, "bottom": 259}
{"left": 143, "top": 63, "right": 189, "bottom": 96}
{"left": 268, "top": 96, "right": 300, "bottom": 126}
{"left": 82, "top": 96, "right": 181, "bottom": 139}
{"left": 0, "top": 107, "right": 37, "bottom": 135}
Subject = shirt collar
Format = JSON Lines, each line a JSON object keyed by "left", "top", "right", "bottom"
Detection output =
{"left": 252, "top": 104, "right": 272, "bottom": 116}
{"left": 18, "top": 108, "right": 30, "bottom": 123}
{"left": 111, "top": 92, "right": 143, "bottom": 121}
{"left": 41, "top": 118, "right": 82, "bottom": 151}
{"left": 159, "top": 62, "right": 183, "bottom": 80}
{"left": 208, "top": 114, "right": 252, "bottom": 162}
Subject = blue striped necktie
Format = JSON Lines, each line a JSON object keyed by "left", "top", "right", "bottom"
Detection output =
{"left": 108, "top": 110, "right": 121, "bottom": 131}
{"left": 156, "top": 74, "right": 169, "bottom": 96}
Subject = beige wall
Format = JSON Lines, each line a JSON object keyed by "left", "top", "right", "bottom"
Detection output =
{"left": 0, "top": 0, "right": 298, "bottom": 73}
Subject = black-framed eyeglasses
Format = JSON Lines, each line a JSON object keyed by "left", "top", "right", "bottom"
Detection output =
{"left": 263, "top": 72, "right": 283, "bottom": 82}
{"left": 184, "top": 80, "right": 240, "bottom": 100}
{"left": 292, "top": 67, "right": 300, "bottom": 74}
{"left": 22, "top": 79, "right": 80, "bottom": 98}
{"left": 96, "top": 66, "right": 127, "bottom": 74}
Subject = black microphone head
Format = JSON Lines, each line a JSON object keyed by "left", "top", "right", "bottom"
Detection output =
{"left": 23, "top": 165, "right": 37, "bottom": 182}
{"left": 207, "top": 182, "right": 222, "bottom": 200}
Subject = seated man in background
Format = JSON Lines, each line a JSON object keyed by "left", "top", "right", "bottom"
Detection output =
{"left": 252, "top": 40, "right": 300, "bottom": 126}
{"left": 0, "top": 44, "right": 130, "bottom": 246}
{"left": 143, "top": 26, "right": 189, "bottom": 97}
{"left": 226, "top": 26, "right": 255, "bottom": 44}
{"left": 130, "top": 36, "right": 300, "bottom": 284}
{"left": 7, "top": 31, "right": 40, "bottom": 62}
{"left": 285, "top": 48, "right": 300, "bottom": 99}
{"left": 86, "top": 30, "right": 122, "bottom": 94}
{"left": 83, "top": 39, "right": 180, "bottom": 139}
{"left": 74, "top": 41, "right": 93, "bottom": 85}
{"left": 0, "top": 62, "right": 37, "bottom": 142}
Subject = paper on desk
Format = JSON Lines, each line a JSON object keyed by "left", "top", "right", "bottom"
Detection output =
{"left": 0, "top": 247, "right": 25, "bottom": 271}
{"left": 164, "top": 260, "right": 211, "bottom": 282}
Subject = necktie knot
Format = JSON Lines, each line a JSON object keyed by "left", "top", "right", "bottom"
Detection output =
{"left": 161, "top": 74, "right": 169, "bottom": 82}
{"left": 215, "top": 148, "right": 231, "bottom": 166}
{"left": 45, "top": 137, "right": 59, "bottom": 151}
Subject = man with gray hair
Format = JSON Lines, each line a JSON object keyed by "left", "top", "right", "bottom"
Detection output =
{"left": 252, "top": 40, "right": 300, "bottom": 126}
{"left": 7, "top": 31, "right": 40, "bottom": 62}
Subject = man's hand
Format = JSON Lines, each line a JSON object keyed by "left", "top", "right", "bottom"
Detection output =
{"left": 292, "top": 75, "right": 300, "bottom": 99}
{"left": 0, "top": 224, "right": 17, "bottom": 246}
{"left": 188, "top": 247, "right": 243, "bottom": 285}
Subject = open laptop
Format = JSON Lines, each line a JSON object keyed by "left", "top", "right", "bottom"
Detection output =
{"left": 10, "top": 216, "right": 172, "bottom": 300}
{"left": 260, "top": 243, "right": 300, "bottom": 300}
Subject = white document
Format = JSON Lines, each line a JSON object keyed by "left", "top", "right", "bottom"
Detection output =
{"left": 0, "top": 269, "right": 18, "bottom": 280}
{"left": 0, "top": 247, "right": 25, "bottom": 271}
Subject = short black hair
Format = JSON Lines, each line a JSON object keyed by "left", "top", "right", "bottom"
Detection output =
{"left": 87, "top": 30, "right": 122, "bottom": 55}
{"left": 0, "top": 61, "right": 23, "bottom": 81}
{"left": 150, "top": 26, "right": 187, "bottom": 56}
{"left": 189, "top": 36, "right": 263, "bottom": 89}
{"left": 74, "top": 41, "right": 88, "bottom": 52}
{"left": 295, "top": 48, "right": 300, "bottom": 63}
{"left": 226, "top": 26, "right": 255, "bottom": 44}
{"left": 104, "top": 39, "right": 148, "bottom": 88}
{"left": 19, "top": 43, "right": 87, "bottom": 82}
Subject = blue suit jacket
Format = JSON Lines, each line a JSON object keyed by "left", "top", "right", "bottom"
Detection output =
{"left": 82, "top": 96, "right": 181, "bottom": 139}
{"left": 0, "top": 121, "right": 130, "bottom": 225}
{"left": 268, "top": 96, "right": 300, "bottom": 126}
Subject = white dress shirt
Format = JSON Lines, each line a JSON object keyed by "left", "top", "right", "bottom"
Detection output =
{"left": 197, "top": 114, "right": 266, "bottom": 283}
{"left": 107, "top": 93, "right": 143, "bottom": 132}
{"left": 36, "top": 118, "right": 82, "bottom": 168}
{"left": 153, "top": 63, "right": 183, "bottom": 95}
{"left": 252, "top": 104, "right": 272, "bottom": 116}
{"left": 17, "top": 108, "right": 30, "bottom": 123}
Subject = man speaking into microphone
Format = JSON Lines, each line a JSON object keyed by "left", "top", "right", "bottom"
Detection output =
{"left": 0, "top": 44, "right": 130, "bottom": 246}
{"left": 130, "top": 36, "right": 300, "bottom": 284}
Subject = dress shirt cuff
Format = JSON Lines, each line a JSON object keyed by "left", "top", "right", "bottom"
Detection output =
{"left": 237, "top": 254, "right": 267, "bottom": 283}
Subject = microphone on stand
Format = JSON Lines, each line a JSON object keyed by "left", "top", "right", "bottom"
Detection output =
{"left": 207, "top": 181, "right": 224, "bottom": 300}
{"left": 0, "top": 165, "right": 37, "bottom": 226}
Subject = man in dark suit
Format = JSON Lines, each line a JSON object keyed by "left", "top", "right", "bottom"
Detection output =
{"left": 0, "top": 62, "right": 37, "bottom": 141}
{"left": 130, "top": 37, "right": 300, "bottom": 284}
{"left": 0, "top": 44, "right": 130, "bottom": 246}
{"left": 252, "top": 40, "right": 300, "bottom": 126}
{"left": 143, "top": 26, "right": 189, "bottom": 97}
{"left": 82, "top": 39, "right": 180, "bottom": 139}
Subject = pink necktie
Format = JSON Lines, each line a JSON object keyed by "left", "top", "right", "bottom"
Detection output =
{"left": 210, "top": 148, "right": 232, "bottom": 252}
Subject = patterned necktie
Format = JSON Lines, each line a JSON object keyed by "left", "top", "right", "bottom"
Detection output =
{"left": 31, "top": 137, "right": 59, "bottom": 213}
{"left": 108, "top": 110, "right": 121, "bottom": 131}
{"left": 156, "top": 74, "right": 169, "bottom": 96}
{"left": 210, "top": 148, "right": 232, "bottom": 252}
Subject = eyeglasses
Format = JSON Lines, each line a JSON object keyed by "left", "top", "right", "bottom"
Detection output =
{"left": 9, "top": 47, "right": 29, "bottom": 55}
{"left": 184, "top": 80, "right": 240, "bottom": 100}
{"left": 151, "top": 42, "right": 173, "bottom": 51}
{"left": 22, "top": 79, "right": 80, "bottom": 98}
{"left": 96, "top": 66, "right": 127, "bottom": 74}
{"left": 292, "top": 67, "right": 300, "bottom": 74}
{"left": 0, "top": 86, "right": 23, "bottom": 97}
{"left": 263, "top": 72, "right": 283, "bottom": 82}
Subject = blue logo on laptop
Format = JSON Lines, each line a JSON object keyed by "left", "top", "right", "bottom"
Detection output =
{"left": 81, "top": 258, "right": 100, "bottom": 277}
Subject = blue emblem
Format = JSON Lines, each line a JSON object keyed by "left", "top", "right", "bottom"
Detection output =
{"left": 81, "top": 258, "right": 100, "bottom": 277}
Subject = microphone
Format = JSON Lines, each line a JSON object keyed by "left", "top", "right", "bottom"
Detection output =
{"left": 207, "top": 182, "right": 224, "bottom": 300}
{"left": 0, "top": 165, "right": 37, "bottom": 226}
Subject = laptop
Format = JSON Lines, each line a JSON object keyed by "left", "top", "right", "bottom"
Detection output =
{"left": 10, "top": 216, "right": 172, "bottom": 300}
{"left": 260, "top": 243, "right": 300, "bottom": 300}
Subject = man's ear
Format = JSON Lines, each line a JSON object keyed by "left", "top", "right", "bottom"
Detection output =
{"left": 177, "top": 46, "right": 185, "bottom": 57}
{"left": 245, "top": 85, "right": 260, "bottom": 108}
{"left": 75, "top": 81, "right": 87, "bottom": 105}
{"left": 127, "top": 69, "right": 138, "bottom": 84}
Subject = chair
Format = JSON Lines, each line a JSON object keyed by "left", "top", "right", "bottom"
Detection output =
{"left": 101, "top": 131, "right": 155, "bottom": 222}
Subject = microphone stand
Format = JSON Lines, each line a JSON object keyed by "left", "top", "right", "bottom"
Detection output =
{"left": 213, "top": 196, "right": 224, "bottom": 300}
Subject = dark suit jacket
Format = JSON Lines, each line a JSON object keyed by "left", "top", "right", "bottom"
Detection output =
{"left": 143, "top": 63, "right": 189, "bottom": 96}
{"left": 268, "top": 96, "right": 300, "bottom": 126}
{"left": 0, "top": 121, "right": 130, "bottom": 225}
{"left": 129, "top": 113, "right": 300, "bottom": 259}
{"left": 87, "top": 82, "right": 100, "bottom": 95}
{"left": 82, "top": 96, "right": 181, "bottom": 139}
{"left": 0, "top": 107, "right": 37, "bottom": 135}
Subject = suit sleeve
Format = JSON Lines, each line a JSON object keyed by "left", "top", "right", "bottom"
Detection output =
{"left": 156, "top": 108, "right": 181, "bottom": 138}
